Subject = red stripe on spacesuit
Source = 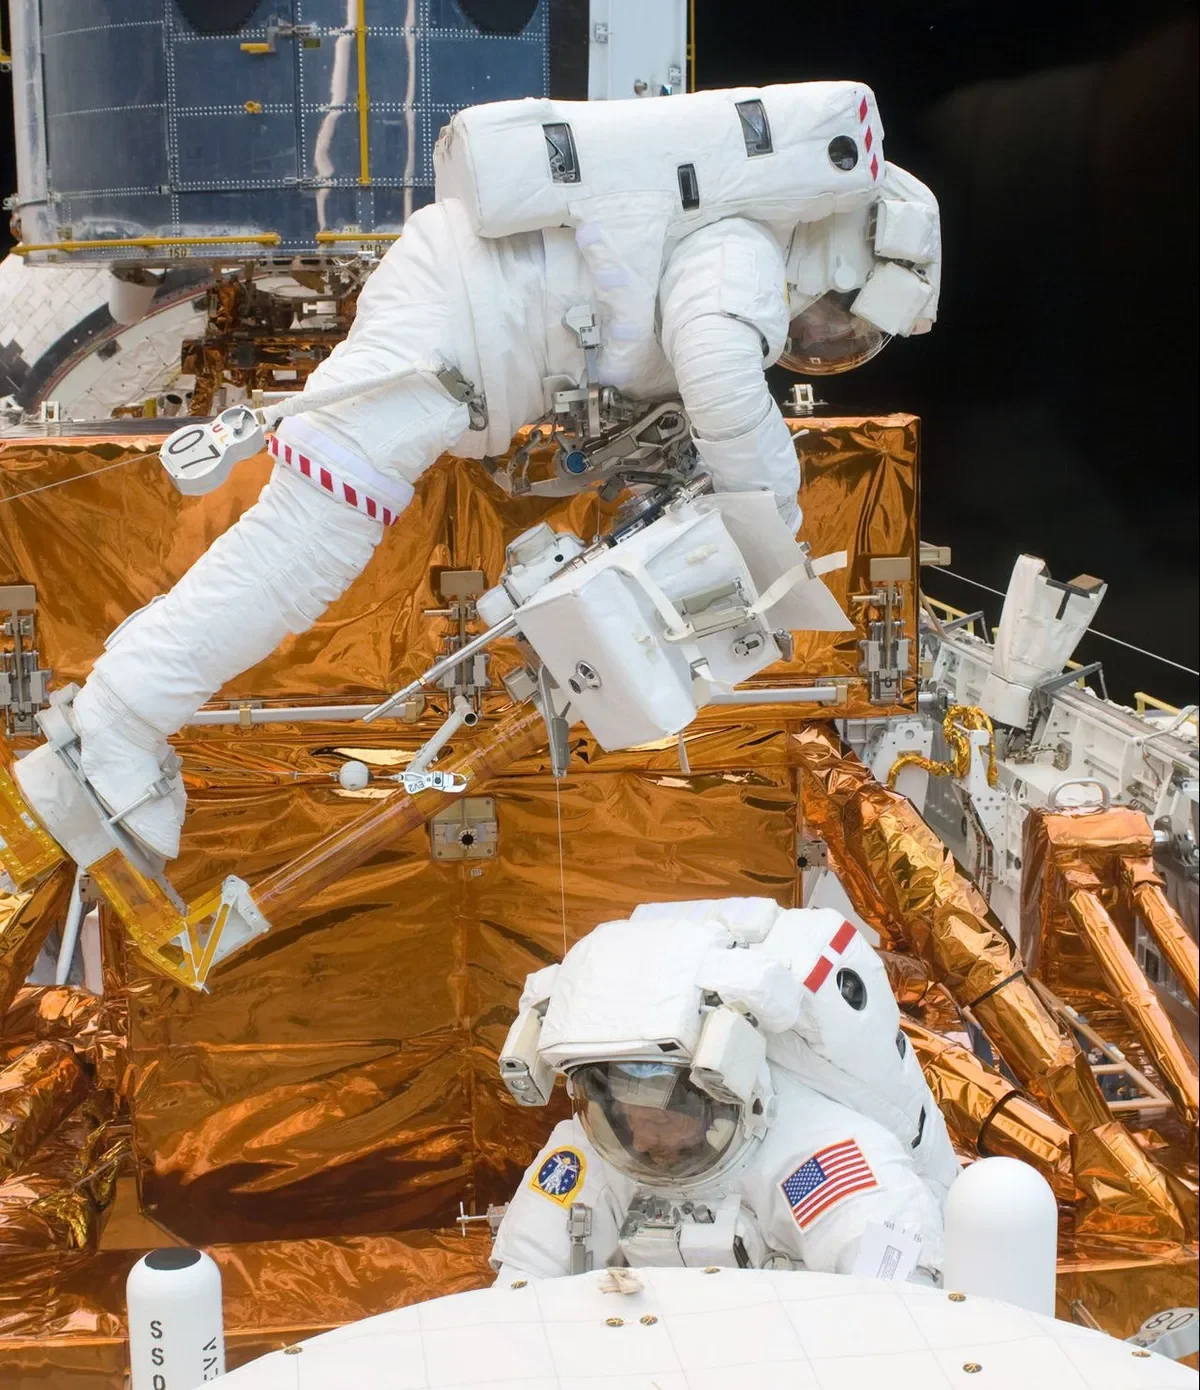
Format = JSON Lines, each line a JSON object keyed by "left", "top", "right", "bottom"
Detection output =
{"left": 830, "top": 921, "right": 856, "bottom": 955}
{"left": 804, "top": 921, "right": 858, "bottom": 992}
{"left": 267, "top": 434, "right": 401, "bottom": 526}
{"left": 857, "top": 93, "right": 880, "bottom": 182}
{"left": 804, "top": 956, "right": 834, "bottom": 992}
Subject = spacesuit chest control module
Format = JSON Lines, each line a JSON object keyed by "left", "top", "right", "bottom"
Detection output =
{"left": 489, "top": 899, "right": 959, "bottom": 1284}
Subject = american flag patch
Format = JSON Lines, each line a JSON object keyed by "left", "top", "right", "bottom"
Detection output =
{"left": 780, "top": 1139, "right": 878, "bottom": 1229}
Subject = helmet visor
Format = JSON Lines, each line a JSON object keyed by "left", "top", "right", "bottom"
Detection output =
{"left": 779, "top": 290, "right": 889, "bottom": 376}
{"left": 569, "top": 1061, "right": 742, "bottom": 1183}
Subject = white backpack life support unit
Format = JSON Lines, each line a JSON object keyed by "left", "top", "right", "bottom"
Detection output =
{"left": 434, "top": 83, "right": 885, "bottom": 243}
{"left": 435, "top": 84, "right": 891, "bottom": 388}
{"left": 479, "top": 491, "right": 852, "bottom": 752}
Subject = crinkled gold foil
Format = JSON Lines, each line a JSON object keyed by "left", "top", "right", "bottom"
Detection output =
{"left": 1066, "top": 888, "right": 1198, "bottom": 1128}
{"left": 0, "top": 986, "right": 128, "bottom": 1100}
{"left": 1, "top": 987, "right": 104, "bottom": 1047}
{"left": 794, "top": 724, "right": 1191, "bottom": 1240}
{"left": 794, "top": 725, "right": 1101, "bottom": 1119}
{"left": 901, "top": 1017, "right": 1076, "bottom": 1199}
{"left": 0, "top": 1041, "right": 89, "bottom": 1177}
{"left": 1121, "top": 858, "right": 1200, "bottom": 1012}
{"left": 117, "top": 756, "right": 798, "bottom": 1241}
{"left": 0, "top": 415, "right": 919, "bottom": 733}
{"left": 0, "top": 864, "right": 75, "bottom": 1020}
{"left": 0, "top": 1230, "right": 492, "bottom": 1383}
{"left": 1056, "top": 1236, "right": 1198, "bottom": 1345}
{"left": 0, "top": 1097, "right": 126, "bottom": 1266}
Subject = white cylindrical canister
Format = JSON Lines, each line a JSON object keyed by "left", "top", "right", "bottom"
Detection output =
{"left": 126, "top": 1248, "right": 226, "bottom": 1389}
{"left": 942, "top": 1157, "right": 1058, "bottom": 1317}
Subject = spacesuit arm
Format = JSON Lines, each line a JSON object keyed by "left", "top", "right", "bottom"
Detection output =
{"left": 764, "top": 1127, "right": 945, "bottom": 1283}
{"left": 658, "top": 219, "right": 802, "bottom": 532}
{"left": 489, "top": 1120, "right": 595, "bottom": 1282}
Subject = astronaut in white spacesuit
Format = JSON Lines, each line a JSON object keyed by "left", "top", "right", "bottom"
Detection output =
{"left": 490, "top": 899, "right": 960, "bottom": 1283}
{"left": 66, "top": 83, "right": 940, "bottom": 859}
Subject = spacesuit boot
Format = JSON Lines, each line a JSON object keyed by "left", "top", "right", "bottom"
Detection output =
{"left": 71, "top": 677, "right": 188, "bottom": 860}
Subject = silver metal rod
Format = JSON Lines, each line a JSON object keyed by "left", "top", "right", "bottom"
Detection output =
{"left": 363, "top": 615, "right": 519, "bottom": 724}
{"left": 708, "top": 686, "right": 841, "bottom": 706}
{"left": 54, "top": 867, "right": 86, "bottom": 987}
{"left": 186, "top": 703, "right": 383, "bottom": 726}
{"left": 408, "top": 696, "right": 476, "bottom": 774}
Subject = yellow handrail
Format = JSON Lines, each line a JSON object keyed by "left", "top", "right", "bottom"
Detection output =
{"left": 1136, "top": 692, "right": 1199, "bottom": 729}
{"left": 13, "top": 234, "right": 280, "bottom": 255}
{"left": 314, "top": 231, "right": 400, "bottom": 243}
{"left": 356, "top": 0, "right": 370, "bottom": 185}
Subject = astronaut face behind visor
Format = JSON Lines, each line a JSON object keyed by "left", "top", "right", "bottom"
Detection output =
{"left": 569, "top": 1061, "right": 743, "bottom": 1184}
{"left": 778, "top": 290, "right": 890, "bottom": 376}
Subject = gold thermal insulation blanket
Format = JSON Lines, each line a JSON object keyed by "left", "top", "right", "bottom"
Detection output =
{"left": 0, "top": 1042, "right": 89, "bottom": 1177}
{"left": 0, "top": 414, "right": 916, "bottom": 1243}
{"left": 0, "top": 415, "right": 919, "bottom": 719}
{"left": 0, "top": 1230, "right": 492, "bottom": 1388}
{"left": 1021, "top": 806, "right": 1199, "bottom": 1131}
{"left": 793, "top": 724, "right": 1193, "bottom": 1243}
{"left": 0, "top": 866, "right": 75, "bottom": 1020}
{"left": 3, "top": 417, "right": 1193, "bottom": 1372}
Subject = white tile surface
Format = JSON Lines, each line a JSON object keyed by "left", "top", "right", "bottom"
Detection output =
{"left": 210, "top": 1267, "right": 1198, "bottom": 1389}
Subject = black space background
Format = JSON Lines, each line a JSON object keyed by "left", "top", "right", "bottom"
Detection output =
{"left": 0, "top": 1, "right": 1196, "bottom": 702}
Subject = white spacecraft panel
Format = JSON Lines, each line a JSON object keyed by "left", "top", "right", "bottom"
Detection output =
{"left": 587, "top": 0, "right": 688, "bottom": 100}
{"left": 213, "top": 1267, "right": 1193, "bottom": 1388}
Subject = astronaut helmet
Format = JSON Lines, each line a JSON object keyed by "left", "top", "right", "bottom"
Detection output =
{"left": 778, "top": 290, "right": 889, "bottom": 376}
{"left": 567, "top": 1058, "right": 745, "bottom": 1185}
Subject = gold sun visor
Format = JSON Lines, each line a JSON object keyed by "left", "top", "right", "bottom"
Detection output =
{"left": 778, "top": 291, "right": 890, "bottom": 376}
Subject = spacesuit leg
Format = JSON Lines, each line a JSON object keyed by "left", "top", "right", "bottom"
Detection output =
{"left": 74, "top": 371, "right": 468, "bottom": 859}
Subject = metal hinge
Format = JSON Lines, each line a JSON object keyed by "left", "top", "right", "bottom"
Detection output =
{"left": 0, "top": 586, "right": 52, "bottom": 736}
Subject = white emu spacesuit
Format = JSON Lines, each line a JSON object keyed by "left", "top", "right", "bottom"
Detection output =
{"left": 70, "top": 83, "right": 940, "bottom": 858}
{"left": 491, "top": 899, "right": 959, "bottom": 1283}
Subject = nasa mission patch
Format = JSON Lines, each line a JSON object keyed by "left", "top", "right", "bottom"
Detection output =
{"left": 530, "top": 1147, "right": 587, "bottom": 1207}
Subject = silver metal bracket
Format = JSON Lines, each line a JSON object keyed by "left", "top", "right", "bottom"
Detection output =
{"left": 435, "top": 365, "right": 488, "bottom": 432}
{"left": 422, "top": 570, "right": 493, "bottom": 708}
{"left": 399, "top": 769, "right": 468, "bottom": 795}
{"left": 0, "top": 586, "right": 52, "bottom": 736}
{"left": 456, "top": 1201, "right": 509, "bottom": 1240}
{"left": 782, "top": 383, "right": 817, "bottom": 417}
{"left": 853, "top": 557, "right": 912, "bottom": 705}
{"left": 431, "top": 796, "right": 497, "bottom": 861}
{"left": 536, "top": 665, "right": 571, "bottom": 779}
{"left": 568, "top": 1202, "right": 594, "bottom": 1276}
{"left": 666, "top": 581, "right": 753, "bottom": 644}
{"left": 795, "top": 837, "right": 828, "bottom": 872}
